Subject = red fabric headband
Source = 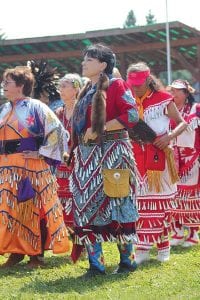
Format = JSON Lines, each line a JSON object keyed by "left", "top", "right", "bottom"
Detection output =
{"left": 126, "top": 70, "right": 150, "bottom": 86}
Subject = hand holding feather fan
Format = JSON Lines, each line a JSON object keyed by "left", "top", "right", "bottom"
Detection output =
{"left": 128, "top": 119, "right": 157, "bottom": 143}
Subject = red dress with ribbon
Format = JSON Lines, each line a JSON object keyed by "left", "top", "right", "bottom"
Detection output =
{"left": 132, "top": 90, "right": 177, "bottom": 250}
{"left": 56, "top": 107, "right": 74, "bottom": 229}
{"left": 171, "top": 103, "right": 200, "bottom": 227}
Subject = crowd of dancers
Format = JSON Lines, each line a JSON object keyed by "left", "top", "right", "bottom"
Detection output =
{"left": 0, "top": 43, "right": 199, "bottom": 276}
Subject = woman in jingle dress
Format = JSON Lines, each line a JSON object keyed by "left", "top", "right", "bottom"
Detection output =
{"left": 169, "top": 79, "right": 200, "bottom": 247}
{"left": 56, "top": 73, "right": 82, "bottom": 230}
{"left": 0, "top": 66, "right": 70, "bottom": 267}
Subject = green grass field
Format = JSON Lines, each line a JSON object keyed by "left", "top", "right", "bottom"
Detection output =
{"left": 0, "top": 243, "right": 199, "bottom": 300}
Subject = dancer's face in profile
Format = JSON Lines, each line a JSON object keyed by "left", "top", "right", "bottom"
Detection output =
{"left": 82, "top": 55, "right": 106, "bottom": 79}
{"left": 2, "top": 76, "right": 23, "bottom": 102}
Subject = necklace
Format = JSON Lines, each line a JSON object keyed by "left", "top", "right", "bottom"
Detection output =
{"left": 62, "top": 106, "right": 72, "bottom": 130}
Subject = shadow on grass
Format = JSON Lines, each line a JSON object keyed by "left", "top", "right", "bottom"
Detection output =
{"left": 0, "top": 250, "right": 173, "bottom": 280}
{"left": 19, "top": 265, "right": 136, "bottom": 295}
{"left": 0, "top": 255, "right": 72, "bottom": 278}
{"left": 144, "top": 243, "right": 199, "bottom": 258}
{"left": 42, "top": 254, "right": 73, "bottom": 267}
{"left": 0, "top": 264, "right": 30, "bottom": 278}
{"left": 18, "top": 251, "right": 183, "bottom": 296}
{"left": 170, "top": 245, "right": 199, "bottom": 255}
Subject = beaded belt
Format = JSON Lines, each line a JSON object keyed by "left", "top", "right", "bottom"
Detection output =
{"left": 78, "top": 130, "right": 129, "bottom": 146}
{"left": 0, "top": 136, "right": 43, "bottom": 154}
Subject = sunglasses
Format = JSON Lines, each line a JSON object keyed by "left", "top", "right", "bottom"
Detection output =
{"left": 1, "top": 80, "right": 15, "bottom": 87}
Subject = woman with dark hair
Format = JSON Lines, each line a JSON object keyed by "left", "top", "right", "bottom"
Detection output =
{"left": 169, "top": 79, "right": 200, "bottom": 247}
{"left": 126, "top": 62, "right": 187, "bottom": 264}
{"left": 70, "top": 43, "right": 140, "bottom": 276}
{"left": 0, "top": 66, "right": 70, "bottom": 267}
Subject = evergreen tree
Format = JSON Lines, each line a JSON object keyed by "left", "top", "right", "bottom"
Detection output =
{"left": 146, "top": 10, "right": 156, "bottom": 25}
{"left": 123, "top": 10, "right": 137, "bottom": 28}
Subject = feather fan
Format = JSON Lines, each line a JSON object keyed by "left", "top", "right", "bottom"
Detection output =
{"left": 27, "top": 59, "right": 60, "bottom": 101}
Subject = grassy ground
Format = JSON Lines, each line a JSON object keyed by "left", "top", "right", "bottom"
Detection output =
{"left": 0, "top": 243, "right": 199, "bottom": 300}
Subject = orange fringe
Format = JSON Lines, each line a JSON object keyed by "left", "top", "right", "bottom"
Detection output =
{"left": 147, "top": 170, "right": 162, "bottom": 193}
{"left": 17, "top": 199, "right": 34, "bottom": 225}
{"left": 164, "top": 147, "right": 179, "bottom": 184}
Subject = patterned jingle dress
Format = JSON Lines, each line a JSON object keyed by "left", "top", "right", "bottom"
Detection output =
{"left": 0, "top": 98, "right": 70, "bottom": 256}
{"left": 71, "top": 78, "right": 140, "bottom": 261}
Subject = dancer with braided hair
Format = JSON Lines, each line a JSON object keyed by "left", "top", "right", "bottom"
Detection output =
{"left": 70, "top": 43, "right": 141, "bottom": 276}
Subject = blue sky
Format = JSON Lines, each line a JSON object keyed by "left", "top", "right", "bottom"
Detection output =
{"left": 0, "top": 0, "right": 199, "bottom": 39}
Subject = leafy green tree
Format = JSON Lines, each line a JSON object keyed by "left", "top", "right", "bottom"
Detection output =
{"left": 146, "top": 10, "right": 156, "bottom": 25}
{"left": 123, "top": 10, "right": 137, "bottom": 28}
{"left": 159, "top": 70, "right": 192, "bottom": 86}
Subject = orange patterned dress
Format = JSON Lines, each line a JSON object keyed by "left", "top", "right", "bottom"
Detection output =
{"left": 0, "top": 98, "right": 70, "bottom": 256}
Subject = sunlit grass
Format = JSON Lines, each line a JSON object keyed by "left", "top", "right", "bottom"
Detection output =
{"left": 0, "top": 242, "right": 199, "bottom": 300}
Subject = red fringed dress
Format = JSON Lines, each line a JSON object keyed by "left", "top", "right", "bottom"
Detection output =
{"left": 132, "top": 90, "right": 177, "bottom": 250}
{"left": 56, "top": 107, "right": 74, "bottom": 229}
{"left": 171, "top": 103, "right": 200, "bottom": 227}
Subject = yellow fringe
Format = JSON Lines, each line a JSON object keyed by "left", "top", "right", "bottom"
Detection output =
{"left": 147, "top": 147, "right": 179, "bottom": 192}
{"left": 17, "top": 199, "right": 34, "bottom": 225}
{"left": 147, "top": 170, "right": 162, "bottom": 193}
{"left": 164, "top": 147, "right": 179, "bottom": 184}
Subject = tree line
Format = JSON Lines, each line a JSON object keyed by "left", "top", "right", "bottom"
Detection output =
{"left": 124, "top": 10, "right": 156, "bottom": 28}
